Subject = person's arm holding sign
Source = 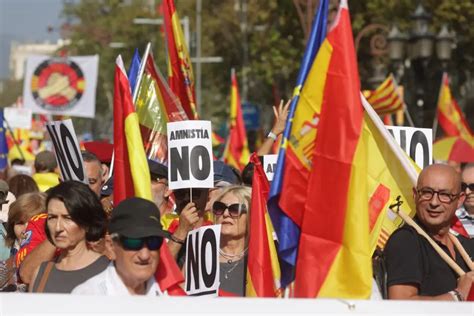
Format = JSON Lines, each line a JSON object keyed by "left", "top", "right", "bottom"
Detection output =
{"left": 168, "top": 202, "right": 199, "bottom": 259}
{"left": 257, "top": 99, "right": 290, "bottom": 156}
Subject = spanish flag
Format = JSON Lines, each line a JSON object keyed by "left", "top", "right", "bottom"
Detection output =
{"left": 113, "top": 56, "right": 185, "bottom": 295}
{"left": 223, "top": 70, "right": 250, "bottom": 171}
{"left": 436, "top": 72, "right": 473, "bottom": 139}
{"left": 162, "top": 0, "right": 197, "bottom": 120}
{"left": 246, "top": 153, "right": 281, "bottom": 297}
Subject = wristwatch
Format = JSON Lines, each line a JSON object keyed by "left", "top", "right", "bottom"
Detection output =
{"left": 449, "top": 289, "right": 464, "bottom": 301}
{"left": 267, "top": 131, "right": 277, "bottom": 141}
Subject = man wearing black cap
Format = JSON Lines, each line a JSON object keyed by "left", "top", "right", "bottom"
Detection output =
{"left": 73, "top": 197, "right": 168, "bottom": 296}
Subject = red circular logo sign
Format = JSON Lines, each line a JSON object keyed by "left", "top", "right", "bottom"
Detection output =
{"left": 31, "top": 58, "right": 85, "bottom": 111}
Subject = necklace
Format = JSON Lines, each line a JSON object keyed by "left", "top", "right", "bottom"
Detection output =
{"left": 219, "top": 247, "right": 248, "bottom": 264}
{"left": 223, "top": 259, "right": 241, "bottom": 280}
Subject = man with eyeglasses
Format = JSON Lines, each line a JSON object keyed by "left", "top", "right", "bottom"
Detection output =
{"left": 456, "top": 163, "right": 474, "bottom": 237}
{"left": 73, "top": 197, "right": 168, "bottom": 296}
{"left": 385, "top": 164, "right": 474, "bottom": 301}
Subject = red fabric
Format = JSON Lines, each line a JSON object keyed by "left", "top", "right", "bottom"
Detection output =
{"left": 167, "top": 219, "right": 214, "bottom": 234}
{"left": 155, "top": 243, "right": 185, "bottom": 295}
{"left": 83, "top": 141, "right": 113, "bottom": 163}
{"left": 294, "top": 6, "right": 364, "bottom": 297}
{"left": 113, "top": 62, "right": 135, "bottom": 205}
{"left": 448, "top": 139, "right": 474, "bottom": 162}
{"left": 16, "top": 214, "right": 48, "bottom": 267}
{"left": 247, "top": 153, "right": 278, "bottom": 296}
{"left": 451, "top": 216, "right": 469, "bottom": 238}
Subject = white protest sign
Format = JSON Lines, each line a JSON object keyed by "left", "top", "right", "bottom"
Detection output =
{"left": 4, "top": 107, "right": 33, "bottom": 129}
{"left": 263, "top": 154, "right": 278, "bottom": 182}
{"left": 386, "top": 126, "right": 432, "bottom": 169}
{"left": 185, "top": 225, "right": 221, "bottom": 297}
{"left": 46, "top": 119, "right": 87, "bottom": 184}
{"left": 167, "top": 120, "right": 214, "bottom": 190}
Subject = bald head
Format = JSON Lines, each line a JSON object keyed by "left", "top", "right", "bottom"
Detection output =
{"left": 417, "top": 164, "right": 462, "bottom": 193}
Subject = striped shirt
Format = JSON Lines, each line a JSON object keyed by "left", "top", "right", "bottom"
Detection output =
{"left": 456, "top": 207, "right": 474, "bottom": 238}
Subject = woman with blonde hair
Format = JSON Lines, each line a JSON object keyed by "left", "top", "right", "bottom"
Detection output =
{"left": 212, "top": 185, "right": 251, "bottom": 296}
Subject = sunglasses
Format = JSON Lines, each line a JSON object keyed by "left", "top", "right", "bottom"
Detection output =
{"left": 212, "top": 201, "right": 247, "bottom": 218}
{"left": 462, "top": 182, "right": 474, "bottom": 191}
{"left": 114, "top": 235, "right": 163, "bottom": 251}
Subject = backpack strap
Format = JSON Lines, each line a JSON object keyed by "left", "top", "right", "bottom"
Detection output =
{"left": 35, "top": 262, "right": 54, "bottom": 293}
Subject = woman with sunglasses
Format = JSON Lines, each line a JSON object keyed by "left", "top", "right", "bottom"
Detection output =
{"left": 29, "top": 181, "right": 109, "bottom": 293}
{"left": 212, "top": 185, "right": 251, "bottom": 297}
{"left": 73, "top": 197, "right": 168, "bottom": 296}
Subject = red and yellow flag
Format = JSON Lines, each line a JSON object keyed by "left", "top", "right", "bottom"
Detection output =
{"left": 134, "top": 48, "right": 187, "bottom": 164}
{"left": 437, "top": 72, "right": 473, "bottom": 140}
{"left": 223, "top": 71, "right": 250, "bottom": 171}
{"left": 162, "top": 0, "right": 197, "bottom": 120}
{"left": 292, "top": 1, "right": 372, "bottom": 298}
{"left": 363, "top": 73, "right": 404, "bottom": 115}
{"left": 113, "top": 56, "right": 184, "bottom": 295}
{"left": 246, "top": 153, "right": 281, "bottom": 297}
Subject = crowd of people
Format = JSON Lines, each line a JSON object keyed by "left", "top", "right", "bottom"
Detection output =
{"left": 0, "top": 99, "right": 473, "bottom": 300}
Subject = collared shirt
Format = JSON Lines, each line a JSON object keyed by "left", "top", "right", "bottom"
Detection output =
{"left": 456, "top": 207, "right": 474, "bottom": 238}
{"left": 72, "top": 262, "right": 164, "bottom": 296}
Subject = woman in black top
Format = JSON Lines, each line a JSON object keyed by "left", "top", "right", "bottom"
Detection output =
{"left": 30, "top": 181, "right": 109, "bottom": 293}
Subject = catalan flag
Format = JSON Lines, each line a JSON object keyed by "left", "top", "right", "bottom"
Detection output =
{"left": 113, "top": 55, "right": 184, "bottom": 295}
{"left": 268, "top": 0, "right": 329, "bottom": 289}
{"left": 436, "top": 73, "right": 473, "bottom": 140}
{"left": 162, "top": 0, "right": 197, "bottom": 120}
{"left": 223, "top": 70, "right": 250, "bottom": 171}
{"left": 363, "top": 74, "right": 404, "bottom": 115}
{"left": 246, "top": 153, "right": 281, "bottom": 297}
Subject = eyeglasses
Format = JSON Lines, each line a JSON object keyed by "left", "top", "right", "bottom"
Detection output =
{"left": 212, "top": 201, "right": 247, "bottom": 218}
{"left": 462, "top": 182, "right": 474, "bottom": 192}
{"left": 416, "top": 187, "right": 461, "bottom": 203}
{"left": 113, "top": 235, "right": 163, "bottom": 251}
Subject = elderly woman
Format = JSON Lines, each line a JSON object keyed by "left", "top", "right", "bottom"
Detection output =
{"left": 29, "top": 181, "right": 109, "bottom": 293}
{"left": 212, "top": 185, "right": 251, "bottom": 297}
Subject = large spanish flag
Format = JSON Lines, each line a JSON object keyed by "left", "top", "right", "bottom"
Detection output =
{"left": 113, "top": 56, "right": 184, "bottom": 295}
{"left": 246, "top": 153, "right": 281, "bottom": 297}
{"left": 223, "top": 70, "right": 250, "bottom": 171}
{"left": 293, "top": 0, "right": 371, "bottom": 298}
{"left": 162, "top": 0, "right": 197, "bottom": 120}
{"left": 437, "top": 72, "right": 473, "bottom": 139}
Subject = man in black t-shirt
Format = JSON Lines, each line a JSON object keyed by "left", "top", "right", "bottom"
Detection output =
{"left": 385, "top": 164, "right": 474, "bottom": 301}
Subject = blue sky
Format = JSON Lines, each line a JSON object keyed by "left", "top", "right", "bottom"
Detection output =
{"left": 0, "top": 0, "right": 63, "bottom": 80}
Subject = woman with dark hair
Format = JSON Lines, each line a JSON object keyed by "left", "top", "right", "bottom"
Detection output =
{"left": 29, "top": 181, "right": 109, "bottom": 293}
{"left": 8, "top": 175, "right": 39, "bottom": 198}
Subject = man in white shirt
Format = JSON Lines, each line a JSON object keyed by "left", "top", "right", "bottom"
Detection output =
{"left": 456, "top": 163, "right": 474, "bottom": 237}
{"left": 73, "top": 197, "right": 169, "bottom": 296}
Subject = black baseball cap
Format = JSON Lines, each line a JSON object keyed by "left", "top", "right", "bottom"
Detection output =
{"left": 148, "top": 160, "right": 168, "bottom": 180}
{"left": 109, "top": 197, "right": 169, "bottom": 239}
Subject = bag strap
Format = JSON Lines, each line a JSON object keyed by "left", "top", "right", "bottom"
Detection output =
{"left": 35, "top": 262, "right": 54, "bottom": 293}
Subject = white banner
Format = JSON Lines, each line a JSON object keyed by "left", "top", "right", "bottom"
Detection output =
{"left": 263, "top": 154, "right": 278, "bottom": 182}
{"left": 46, "top": 119, "right": 87, "bottom": 184}
{"left": 22, "top": 55, "right": 98, "bottom": 118}
{"left": 185, "top": 225, "right": 221, "bottom": 297}
{"left": 4, "top": 107, "right": 32, "bottom": 129}
{"left": 167, "top": 120, "right": 214, "bottom": 190}
{"left": 386, "top": 126, "right": 432, "bottom": 169}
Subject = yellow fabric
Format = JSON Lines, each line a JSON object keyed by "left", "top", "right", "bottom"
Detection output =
{"left": 433, "top": 136, "right": 463, "bottom": 161}
{"left": 8, "top": 145, "right": 34, "bottom": 162}
{"left": 32, "top": 172, "right": 60, "bottom": 192}
{"left": 124, "top": 112, "right": 152, "bottom": 200}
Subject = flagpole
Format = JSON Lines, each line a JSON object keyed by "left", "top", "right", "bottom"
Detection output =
{"left": 132, "top": 42, "right": 151, "bottom": 103}
{"left": 404, "top": 106, "right": 415, "bottom": 127}
{"left": 432, "top": 72, "right": 446, "bottom": 139}
{"left": 361, "top": 93, "right": 418, "bottom": 185}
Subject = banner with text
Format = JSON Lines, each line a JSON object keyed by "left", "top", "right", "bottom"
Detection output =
{"left": 263, "top": 154, "right": 278, "bottom": 182}
{"left": 46, "top": 119, "right": 87, "bottom": 184}
{"left": 167, "top": 120, "right": 214, "bottom": 190}
{"left": 386, "top": 126, "right": 432, "bottom": 169}
{"left": 185, "top": 224, "right": 221, "bottom": 296}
